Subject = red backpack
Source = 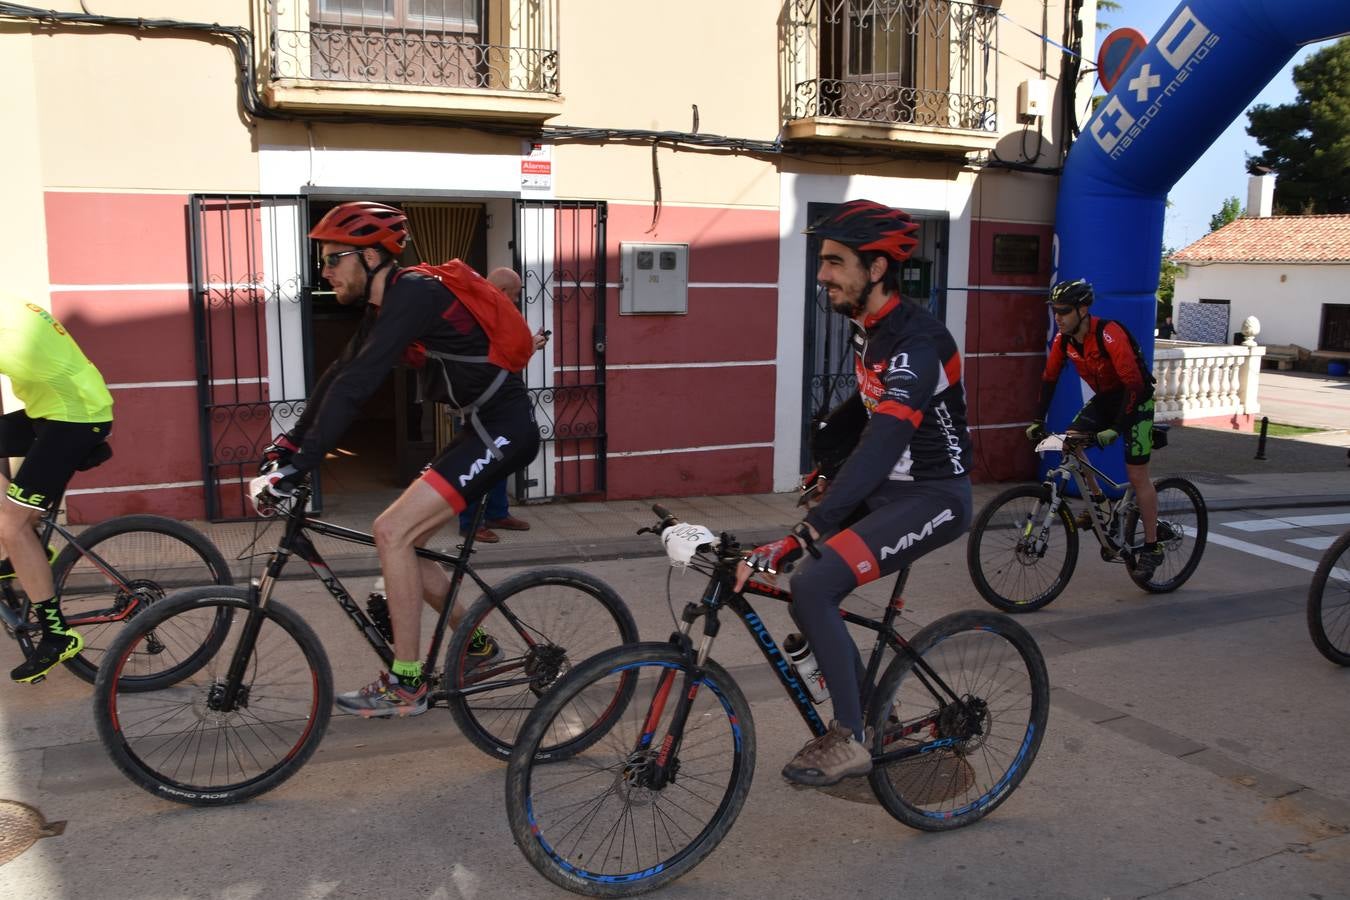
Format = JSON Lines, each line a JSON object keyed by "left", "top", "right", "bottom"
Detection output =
{"left": 402, "top": 260, "right": 534, "bottom": 373}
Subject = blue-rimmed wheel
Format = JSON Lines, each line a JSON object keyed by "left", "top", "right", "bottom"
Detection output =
{"left": 505, "top": 643, "right": 755, "bottom": 897}
{"left": 868, "top": 610, "right": 1049, "bottom": 831}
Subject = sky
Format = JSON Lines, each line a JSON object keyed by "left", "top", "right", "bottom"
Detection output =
{"left": 1096, "top": 0, "right": 1333, "bottom": 251}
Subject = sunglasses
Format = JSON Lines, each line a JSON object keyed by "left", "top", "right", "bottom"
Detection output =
{"left": 319, "top": 249, "right": 363, "bottom": 268}
{"left": 1050, "top": 305, "right": 1077, "bottom": 316}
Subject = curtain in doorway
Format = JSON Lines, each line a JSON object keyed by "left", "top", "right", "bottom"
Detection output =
{"left": 404, "top": 203, "right": 480, "bottom": 264}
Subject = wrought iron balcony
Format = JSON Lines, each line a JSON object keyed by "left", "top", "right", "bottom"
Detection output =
{"left": 782, "top": 0, "right": 998, "bottom": 146}
{"left": 265, "top": 0, "right": 559, "bottom": 97}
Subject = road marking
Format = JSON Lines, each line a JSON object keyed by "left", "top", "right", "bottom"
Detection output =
{"left": 1220, "top": 512, "right": 1350, "bottom": 532}
{"left": 1289, "top": 536, "right": 1337, "bottom": 551}
{"left": 1209, "top": 532, "right": 1350, "bottom": 580}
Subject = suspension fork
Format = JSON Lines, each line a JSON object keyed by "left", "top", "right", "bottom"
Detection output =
{"left": 217, "top": 520, "right": 299, "bottom": 710}
{"left": 639, "top": 591, "right": 723, "bottom": 788}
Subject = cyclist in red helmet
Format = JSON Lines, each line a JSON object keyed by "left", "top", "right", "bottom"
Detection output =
{"left": 251, "top": 201, "right": 539, "bottom": 717}
{"left": 734, "top": 199, "right": 974, "bottom": 786}
{"left": 1029, "top": 277, "right": 1163, "bottom": 577}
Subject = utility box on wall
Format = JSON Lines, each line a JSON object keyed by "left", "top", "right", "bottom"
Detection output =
{"left": 620, "top": 242, "right": 689, "bottom": 314}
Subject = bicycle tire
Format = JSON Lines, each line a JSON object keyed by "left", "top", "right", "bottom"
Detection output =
{"left": 93, "top": 585, "right": 333, "bottom": 806}
{"left": 1124, "top": 476, "right": 1208, "bottom": 593}
{"left": 1308, "top": 529, "right": 1350, "bottom": 666}
{"left": 445, "top": 566, "right": 639, "bottom": 760}
{"left": 54, "top": 514, "right": 233, "bottom": 685}
{"left": 967, "top": 484, "right": 1078, "bottom": 613}
{"left": 868, "top": 609, "right": 1049, "bottom": 831}
{"left": 505, "top": 643, "right": 754, "bottom": 897}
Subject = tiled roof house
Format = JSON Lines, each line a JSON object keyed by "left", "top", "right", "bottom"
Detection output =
{"left": 1171, "top": 200, "right": 1350, "bottom": 355}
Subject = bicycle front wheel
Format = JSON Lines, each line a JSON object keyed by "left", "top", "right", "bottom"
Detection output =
{"left": 445, "top": 567, "right": 638, "bottom": 760}
{"left": 93, "top": 586, "right": 332, "bottom": 806}
{"left": 1125, "top": 476, "right": 1208, "bottom": 593}
{"left": 505, "top": 643, "right": 754, "bottom": 897}
{"left": 967, "top": 485, "right": 1078, "bottom": 613}
{"left": 868, "top": 610, "right": 1049, "bottom": 831}
{"left": 1308, "top": 530, "right": 1350, "bottom": 666}
{"left": 54, "top": 515, "right": 233, "bottom": 685}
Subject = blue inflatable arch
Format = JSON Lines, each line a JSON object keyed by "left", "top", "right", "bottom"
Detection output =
{"left": 1048, "top": 0, "right": 1350, "bottom": 477}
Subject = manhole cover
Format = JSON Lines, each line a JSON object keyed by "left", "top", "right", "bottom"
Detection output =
{"left": 0, "top": 800, "right": 65, "bottom": 867}
{"left": 811, "top": 750, "right": 976, "bottom": 806}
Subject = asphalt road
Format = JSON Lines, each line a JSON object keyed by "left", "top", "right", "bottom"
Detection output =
{"left": 2, "top": 501, "right": 1348, "bottom": 899}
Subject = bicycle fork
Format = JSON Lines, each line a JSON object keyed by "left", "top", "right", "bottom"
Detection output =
{"left": 629, "top": 598, "right": 722, "bottom": 791}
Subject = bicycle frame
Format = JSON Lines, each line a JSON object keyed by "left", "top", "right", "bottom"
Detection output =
{"left": 0, "top": 507, "right": 153, "bottom": 639}
{"left": 635, "top": 538, "right": 984, "bottom": 788}
{"left": 224, "top": 485, "right": 535, "bottom": 709}
{"left": 1036, "top": 436, "right": 1139, "bottom": 556}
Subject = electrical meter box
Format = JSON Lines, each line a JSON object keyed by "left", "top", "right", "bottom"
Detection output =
{"left": 620, "top": 242, "right": 689, "bottom": 315}
{"left": 1018, "top": 78, "right": 1049, "bottom": 120}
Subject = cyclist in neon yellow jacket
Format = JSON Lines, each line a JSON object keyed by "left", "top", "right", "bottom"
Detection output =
{"left": 0, "top": 294, "right": 113, "bottom": 682}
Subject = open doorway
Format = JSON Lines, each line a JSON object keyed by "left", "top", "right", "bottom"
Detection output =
{"left": 306, "top": 199, "right": 488, "bottom": 514}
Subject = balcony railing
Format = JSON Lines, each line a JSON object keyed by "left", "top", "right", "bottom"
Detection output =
{"left": 1153, "top": 341, "right": 1266, "bottom": 423}
{"left": 266, "top": 0, "right": 559, "bottom": 95}
{"left": 782, "top": 0, "right": 998, "bottom": 134}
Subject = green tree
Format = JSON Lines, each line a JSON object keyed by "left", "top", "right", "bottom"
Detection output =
{"left": 1157, "top": 248, "right": 1182, "bottom": 318}
{"left": 1246, "top": 37, "right": 1350, "bottom": 214}
{"left": 1209, "top": 196, "right": 1244, "bottom": 232}
{"left": 1097, "top": 0, "right": 1122, "bottom": 32}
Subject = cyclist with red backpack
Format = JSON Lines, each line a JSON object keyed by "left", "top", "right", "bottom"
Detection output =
{"left": 251, "top": 201, "right": 539, "bottom": 717}
{"left": 1027, "top": 278, "right": 1163, "bottom": 578}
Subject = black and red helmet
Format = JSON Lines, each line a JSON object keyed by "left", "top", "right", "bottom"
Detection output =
{"left": 309, "top": 201, "right": 409, "bottom": 256}
{"left": 1048, "top": 278, "right": 1094, "bottom": 308}
{"left": 804, "top": 199, "right": 920, "bottom": 262}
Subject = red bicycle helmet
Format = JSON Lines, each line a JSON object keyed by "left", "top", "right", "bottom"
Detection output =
{"left": 308, "top": 201, "right": 409, "bottom": 256}
{"left": 804, "top": 199, "right": 920, "bottom": 261}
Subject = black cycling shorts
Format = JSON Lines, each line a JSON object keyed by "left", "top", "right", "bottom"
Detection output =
{"left": 0, "top": 410, "right": 112, "bottom": 512}
{"left": 1069, "top": 390, "right": 1155, "bottom": 465}
{"left": 418, "top": 402, "right": 540, "bottom": 513}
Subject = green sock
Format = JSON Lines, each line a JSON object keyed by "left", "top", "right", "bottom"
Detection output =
{"left": 391, "top": 658, "right": 423, "bottom": 688}
{"left": 33, "top": 598, "right": 68, "bottom": 637}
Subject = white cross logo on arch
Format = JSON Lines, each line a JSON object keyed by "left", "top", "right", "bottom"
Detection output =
{"left": 1129, "top": 64, "right": 1161, "bottom": 102}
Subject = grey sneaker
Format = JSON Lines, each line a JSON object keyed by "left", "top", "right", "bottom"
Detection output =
{"left": 782, "top": 720, "right": 874, "bottom": 786}
{"left": 335, "top": 671, "right": 428, "bottom": 718}
{"left": 1134, "top": 544, "right": 1165, "bottom": 580}
{"left": 462, "top": 628, "right": 501, "bottom": 682}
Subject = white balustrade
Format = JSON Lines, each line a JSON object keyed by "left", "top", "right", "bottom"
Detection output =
{"left": 1152, "top": 341, "right": 1266, "bottom": 423}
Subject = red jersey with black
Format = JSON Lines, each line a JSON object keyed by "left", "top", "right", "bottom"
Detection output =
{"left": 1037, "top": 315, "right": 1150, "bottom": 421}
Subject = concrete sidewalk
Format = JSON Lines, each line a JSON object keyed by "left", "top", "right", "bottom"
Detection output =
{"left": 195, "top": 423, "right": 1350, "bottom": 579}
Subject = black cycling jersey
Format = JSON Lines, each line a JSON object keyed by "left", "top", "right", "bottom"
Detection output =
{"left": 804, "top": 295, "right": 973, "bottom": 537}
{"left": 290, "top": 269, "right": 528, "bottom": 473}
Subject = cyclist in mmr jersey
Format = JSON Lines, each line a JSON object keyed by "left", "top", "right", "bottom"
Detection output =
{"left": 0, "top": 294, "right": 113, "bottom": 683}
{"left": 734, "top": 200, "right": 974, "bottom": 787}
{"left": 250, "top": 202, "right": 540, "bottom": 718}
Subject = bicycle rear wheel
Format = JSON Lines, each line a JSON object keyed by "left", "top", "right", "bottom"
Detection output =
{"left": 55, "top": 515, "right": 233, "bottom": 685}
{"left": 93, "top": 586, "right": 332, "bottom": 806}
{"left": 967, "top": 485, "right": 1078, "bottom": 613}
{"left": 1308, "top": 530, "right": 1350, "bottom": 666}
{"left": 505, "top": 643, "right": 754, "bottom": 897}
{"left": 444, "top": 567, "right": 638, "bottom": 760}
{"left": 868, "top": 610, "right": 1049, "bottom": 831}
{"left": 1125, "top": 476, "right": 1207, "bottom": 593}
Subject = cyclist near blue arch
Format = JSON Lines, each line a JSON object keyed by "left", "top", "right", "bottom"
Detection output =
{"left": 1028, "top": 277, "right": 1162, "bottom": 577}
{"left": 734, "top": 200, "right": 974, "bottom": 787}
{"left": 0, "top": 294, "right": 113, "bottom": 683}
{"left": 251, "top": 201, "right": 540, "bottom": 718}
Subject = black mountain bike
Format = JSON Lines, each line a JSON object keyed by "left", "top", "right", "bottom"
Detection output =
{"left": 967, "top": 429, "right": 1207, "bottom": 612}
{"left": 1308, "top": 528, "right": 1350, "bottom": 666}
{"left": 93, "top": 480, "right": 638, "bottom": 806}
{"left": 504, "top": 504, "right": 1049, "bottom": 897}
{"left": 2, "top": 444, "right": 231, "bottom": 685}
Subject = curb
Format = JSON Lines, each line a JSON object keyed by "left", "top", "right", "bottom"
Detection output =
{"left": 230, "top": 494, "right": 1350, "bottom": 583}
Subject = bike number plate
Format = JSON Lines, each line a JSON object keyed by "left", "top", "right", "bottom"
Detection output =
{"left": 661, "top": 523, "right": 718, "bottom": 567}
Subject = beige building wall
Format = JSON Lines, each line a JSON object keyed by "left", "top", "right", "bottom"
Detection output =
{"left": 2, "top": 28, "right": 52, "bottom": 305}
